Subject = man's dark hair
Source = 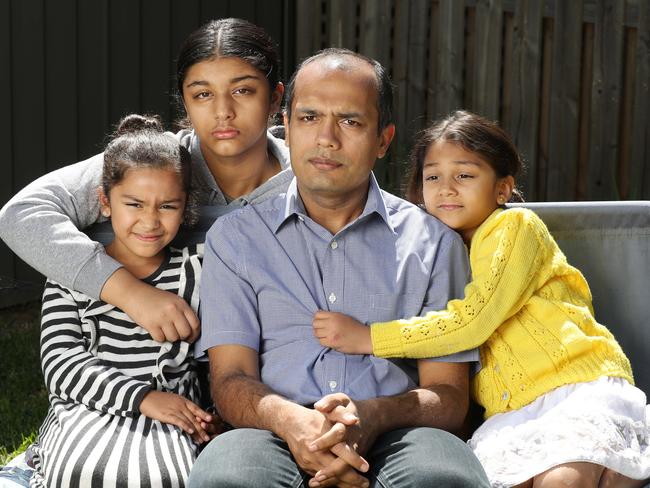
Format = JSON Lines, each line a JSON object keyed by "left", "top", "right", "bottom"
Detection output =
{"left": 284, "top": 48, "right": 393, "bottom": 134}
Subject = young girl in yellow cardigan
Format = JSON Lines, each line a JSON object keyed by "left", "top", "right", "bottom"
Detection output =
{"left": 311, "top": 111, "right": 650, "bottom": 488}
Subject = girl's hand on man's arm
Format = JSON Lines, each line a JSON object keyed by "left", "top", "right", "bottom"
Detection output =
{"left": 101, "top": 268, "right": 200, "bottom": 343}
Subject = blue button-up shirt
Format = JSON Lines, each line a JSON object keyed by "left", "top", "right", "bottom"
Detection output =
{"left": 197, "top": 175, "right": 477, "bottom": 406}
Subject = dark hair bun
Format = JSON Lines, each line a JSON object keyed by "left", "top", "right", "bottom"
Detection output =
{"left": 115, "top": 114, "right": 163, "bottom": 136}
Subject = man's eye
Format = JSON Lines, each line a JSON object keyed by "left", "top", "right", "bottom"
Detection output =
{"left": 424, "top": 175, "right": 438, "bottom": 181}
{"left": 233, "top": 88, "right": 253, "bottom": 95}
{"left": 458, "top": 174, "right": 474, "bottom": 179}
{"left": 126, "top": 203, "right": 142, "bottom": 208}
{"left": 161, "top": 204, "right": 178, "bottom": 210}
{"left": 194, "top": 91, "right": 211, "bottom": 99}
{"left": 300, "top": 115, "right": 317, "bottom": 122}
{"left": 342, "top": 119, "right": 360, "bottom": 127}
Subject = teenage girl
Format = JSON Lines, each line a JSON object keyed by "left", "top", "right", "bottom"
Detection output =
{"left": 30, "top": 114, "right": 217, "bottom": 487}
{"left": 311, "top": 111, "right": 650, "bottom": 487}
{"left": 0, "top": 18, "right": 288, "bottom": 344}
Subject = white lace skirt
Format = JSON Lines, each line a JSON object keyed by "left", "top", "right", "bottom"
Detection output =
{"left": 469, "top": 376, "right": 650, "bottom": 488}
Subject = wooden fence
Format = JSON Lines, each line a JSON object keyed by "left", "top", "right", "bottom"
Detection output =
{"left": 295, "top": 0, "right": 650, "bottom": 201}
{"left": 1, "top": 0, "right": 649, "bottom": 288}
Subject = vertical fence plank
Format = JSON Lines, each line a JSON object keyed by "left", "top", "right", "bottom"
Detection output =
{"left": 430, "top": 0, "right": 465, "bottom": 120}
{"left": 11, "top": 0, "right": 46, "bottom": 283}
{"left": 45, "top": 0, "right": 78, "bottom": 172}
{"left": 537, "top": 17, "right": 553, "bottom": 200}
{"left": 392, "top": 0, "right": 411, "bottom": 177}
{"left": 547, "top": 0, "right": 583, "bottom": 200}
{"left": 109, "top": 0, "right": 142, "bottom": 123}
{"left": 171, "top": 0, "right": 201, "bottom": 70}
{"left": 0, "top": 0, "right": 13, "bottom": 279}
{"left": 577, "top": 22, "right": 594, "bottom": 200}
{"left": 588, "top": 0, "right": 624, "bottom": 200}
{"left": 617, "top": 26, "right": 637, "bottom": 198}
{"left": 328, "top": 0, "right": 359, "bottom": 49}
{"left": 359, "top": 0, "right": 393, "bottom": 187}
{"left": 406, "top": 0, "right": 429, "bottom": 136}
{"left": 226, "top": 0, "right": 256, "bottom": 21}
{"left": 506, "top": 0, "right": 543, "bottom": 200}
{"left": 294, "top": 0, "right": 324, "bottom": 64}
{"left": 78, "top": 0, "right": 110, "bottom": 158}
{"left": 199, "top": 0, "right": 228, "bottom": 21}
{"left": 359, "top": 0, "right": 392, "bottom": 67}
{"left": 141, "top": 0, "right": 172, "bottom": 124}
{"left": 630, "top": 0, "right": 650, "bottom": 199}
{"left": 473, "top": 0, "right": 503, "bottom": 120}
{"left": 255, "top": 0, "right": 286, "bottom": 76}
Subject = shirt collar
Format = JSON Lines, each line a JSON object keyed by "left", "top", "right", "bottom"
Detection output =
{"left": 273, "top": 172, "right": 394, "bottom": 234}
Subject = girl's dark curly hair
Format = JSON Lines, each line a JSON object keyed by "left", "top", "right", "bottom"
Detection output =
{"left": 103, "top": 113, "right": 199, "bottom": 226}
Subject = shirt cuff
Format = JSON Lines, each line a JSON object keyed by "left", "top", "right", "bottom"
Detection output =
{"left": 371, "top": 321, "right": 407, "bottom": 358}
{"left": 74, "top": 251, "right": 123, "bottom": 300}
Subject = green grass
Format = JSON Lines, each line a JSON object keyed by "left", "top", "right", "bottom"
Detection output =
{"left": 0, "top": 302, "right": 48, "bottom": 465}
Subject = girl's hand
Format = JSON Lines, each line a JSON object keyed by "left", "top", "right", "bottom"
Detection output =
{"left": 101, "top": 269, "right": 200, "bottom": 343}
{"left": 139, "top": 391, "right": 213, "bottom": 444}
{"left": 312, "top": 311, "right": 372, "bottom": 355}
{"left": 197, "top": 407, "right": 230, "bottom": 440}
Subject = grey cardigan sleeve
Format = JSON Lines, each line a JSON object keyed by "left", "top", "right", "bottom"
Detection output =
{"left": 0, "top": 153, "right": 122, "bottom": 298}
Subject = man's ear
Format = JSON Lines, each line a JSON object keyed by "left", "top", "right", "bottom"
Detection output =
{"left": 283, "top": 112, "right": 290, "bottom": 147}
{"left": 377, "top": 123, "right": 395, "bottom": 159}
{"left": 270, "top": 82, "right": 285, "bottom": 115}
{"left": 98, "top": 187, "right": 111, "bottom": 218}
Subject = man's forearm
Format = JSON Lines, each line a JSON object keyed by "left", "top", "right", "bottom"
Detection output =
{"left": 358, "top": 383, "right": 468, "bottom": 436}
{"left": 212, "top": 372, "right": 303, "bottom": 435}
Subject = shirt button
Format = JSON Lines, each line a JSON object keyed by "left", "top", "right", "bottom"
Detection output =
{"left": 328, "top": 380, "right": 338, "bottom": 390}
{"left": 328, "top": 293, "right": 337, "bottom": 304}
{"left": 330, "top": 240, "right": 339, "bottom": 250}
{"left": 501, "top": 391, "right": 509, "bottom": 401}
{"left": 494, "top": 365, "right": 500, "bottom": 373}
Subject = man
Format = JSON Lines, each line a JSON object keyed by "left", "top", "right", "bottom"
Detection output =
{"left": 189, "top": 49, "right": 489, "bottom": 488}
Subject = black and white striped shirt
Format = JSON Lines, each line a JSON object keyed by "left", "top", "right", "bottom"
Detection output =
{"left": 31, "top": 246, "right": 202, "bottom": 488}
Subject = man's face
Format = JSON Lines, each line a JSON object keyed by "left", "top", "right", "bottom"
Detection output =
{"left": 284, "top": 58, "right": 394, "bottom": 204}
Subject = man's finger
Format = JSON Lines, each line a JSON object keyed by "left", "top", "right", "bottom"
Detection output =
{"left": 308, "top": 422, "right": 347, "bottom": 451}
{"left": 330, "top": 442, "right": 369, "bottom": 473}
{"left": 313, "top": 393, "right": 350, "bottom": 412}
{"left": 322, "top": 404, "right": 358, "bottom": 425}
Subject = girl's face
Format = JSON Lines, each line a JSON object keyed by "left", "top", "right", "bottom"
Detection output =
{"left": 100, "top": 168, "right": 186, "bottom": 275}
{"left": 182, "top": 56, "right": 283, "bottom": 164}
{"left": 422, "top": 140, "right": 513, "bottom": 245}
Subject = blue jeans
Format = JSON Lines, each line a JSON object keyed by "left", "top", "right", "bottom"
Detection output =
{"left": 188, "top": 427, "right": 489, "bottom": 487}
{"left": 0, "top": 453, "right": 33, "bottom": 488}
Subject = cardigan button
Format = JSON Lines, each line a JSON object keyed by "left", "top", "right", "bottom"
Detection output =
{"left": 501, "top": 391, "right": 509, "bottom": 401}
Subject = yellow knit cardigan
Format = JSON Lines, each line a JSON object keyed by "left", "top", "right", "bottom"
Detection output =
{"left": 371, "top": 208, "right": 633, "bottom": 418}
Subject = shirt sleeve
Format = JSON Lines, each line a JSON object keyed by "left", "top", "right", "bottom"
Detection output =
{"left": 416, "top": 227, "right": 479, "bottom": 363}
{"left": 0, "top": 155, "right": 121, "bottom": 298}
{"left": 371, "top": 210, "right": 554, "bottom": 358}
{"left": 40, "top": 281, "right": 151, "bottom": 417}
{"left": 194, "top": 221, "right": 262, "bottom": 358}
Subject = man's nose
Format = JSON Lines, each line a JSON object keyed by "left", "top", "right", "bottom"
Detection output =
{"left": 316, "top": 119, "right": 341, "bottom": 150}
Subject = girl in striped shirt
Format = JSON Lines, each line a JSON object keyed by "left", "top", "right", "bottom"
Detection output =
{"left": 30, "top": 114, "right": 218, "bottom": 487}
